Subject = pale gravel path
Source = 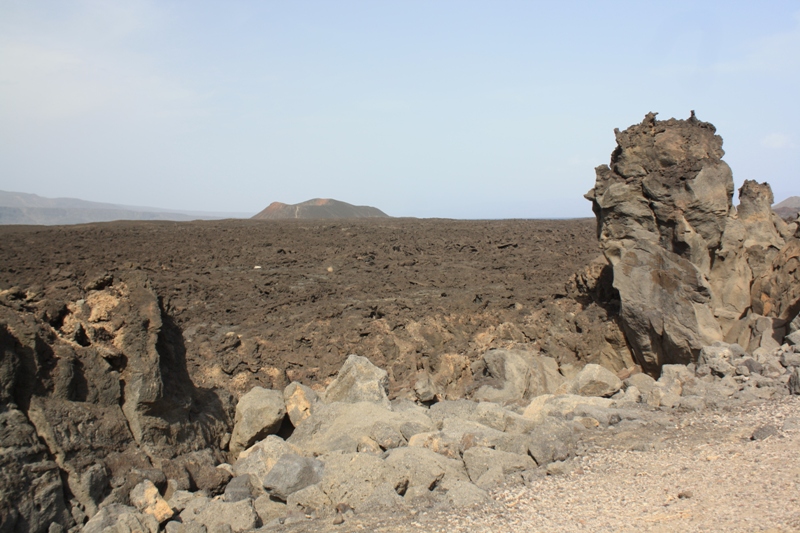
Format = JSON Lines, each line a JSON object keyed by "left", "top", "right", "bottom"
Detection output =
{"left": 419, "top": 397, "right": 800, "bottom": 533}
{"left": 307, "top": 396, "right": 800, "bottom": 533}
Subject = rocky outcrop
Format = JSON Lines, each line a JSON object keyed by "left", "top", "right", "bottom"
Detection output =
{"left": 586, "top": 112, "right": 800, "bottom": 372}
{"left": 0, "top": 271, "right": 234, "bottom": 530}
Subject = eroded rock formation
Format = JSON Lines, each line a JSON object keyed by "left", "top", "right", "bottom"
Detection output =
{"left": 0, "top": 273, "right": 233, "bottom": 531}
{"left": 587, "top": 112, "right": 799, "bottom": 372}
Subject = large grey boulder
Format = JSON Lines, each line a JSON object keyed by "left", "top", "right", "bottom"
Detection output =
{"left": 527, "top": 417, "right": 576, "bottom": 466}
{"left": 624, "top": 373, "right": 656, "bottom": 394}
{"left": 82, "top": 504, "right": 159, "bottom": 533}
{"left": 316, "top": 452, "right": 393, "bottom": 508}
{"left": 233, "top": 435, "right": 296, "bottom": 480}
{"left": 229, "top": 387, "right": 286, "bottom": 457}
{"left": 559, "top": 363, "right": 622, "bottom": 397}
{"left": 383, "top": 446, "right": 470, "bottom": 493}
{"left": 180, "top": 499, "right": 259, "bottom": 533}
{"left": 262, "top": 453, "right": 324, "bottom": 501}
{"left": 409, "top": 416, "right": 530, "bottom": 459}
{"left": 287, "top": 401, "right": 434, "bottom": 456}
{"left": 223, "top": 474, "right": 261, "bottom": 503}
{"left": 461, "top": 447, "right": 535, "bottom": 489}
{"left": 471, "top": 349, "right": 564, "bottom": 403}
{"left": 324, "top": 354, "right": 390, "bottom": 405}
{"left": 522, "top": 394, "right": 614, "bottom": 423}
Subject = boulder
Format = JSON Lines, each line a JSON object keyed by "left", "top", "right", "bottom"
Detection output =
{"left": 428, "top": 400, "right": 479, "bottom": 425}
{"left": 176, "top": 450, "right": 232, "bottom": 495}
{"left": 233, "top": 435, "right": 296, "bottom": 481}
{"left": 471, "top": 349, "right": 564, "bottom": 403}
{"left": 180, "top": 499, "right": 259, "bottom": 533}
{"left": 472, "top": 402, "right": 538, "bottom": 434}
{"left": 444, "top": 416, "right": 530, "bottom": 455}
{"left": 442, "top": 481, "right": 489, "bottom": 507}
{"left": 789, "top": 368, "right": 800, "bottom": 395}
{"left": 229, "top": 387, "right": 286, "bottom": 457}
{"left": 316, "top": 452, "right": 393, "bottom": 508}
{"left": 786, "top": 331, "right": 800, "bottom": 346}
{"left": 354, "top": 483, "right": 406, "bottom": 515}
{"left": 323, "top": 354, "right": 389, "bottom": 406}
{"left": 522, "top": 394, "right": 614, "bottom": 424}
{"left": 527, "top": 417, "right": 576, "bottom": 466}
{"left": 253, "top": 494, "right": 287, "bottom": 524}
{"left": 129, "top": 479, "right": 173, "bottom": 524}
{"left": 698, "top": 344, "right": 737, "bottom": 377}
{"left": 624, "top": 373, "right": 656, "bottom": 395}
{"left": 26, "top": 397, "right": 131, "bottom": 515}
{"left": 262, "top": 453, "right": 324, "bottom": 501}
{"left": 82, "top": 504, "right": 159, "bottom": 533}
{"left": 383, "top": 446, "right": 470, "bottom": 493}
{"left": 287, "top": 401, "right": 434, "bottom": 456}
{"left": 223, "top": 474, "right": 261, "bottom": 502}
{"left": 285, "top": 484, "right": 331, "bottom": 515}
{"left": 283, "top": 382, "right": 320, "bottom": 426}
{"left": 461, "top": 447, "right": 535, "bottom": 488}
{"left": 560, "top": 363, "right": 622, "bottom": 397}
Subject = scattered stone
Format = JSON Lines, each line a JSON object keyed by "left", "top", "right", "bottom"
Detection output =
{"left": 230, "top": 387, "right": 286, "bottom": 457}
{"left": 181, "top": 499, "right": 259, "bottom": 533}
{"left": 323, "top": 354, "right": 390, "bottom": 405}
{"left": 233, "top": 435, "right": 296, "bottom": 481}
{"left": 462, "top": 447, "right": 535, "bottom": 487}
{"left": 82, "top": 504, "right": 159, "bottom": 533}
{"left": 286, "top": 483, "right": 332, "bottom": 515}
{"left": 624, "top": 373, "right": 657, "bottom": 395}
{"left": 284, "top": 382, "right": 320, "bottom": 426}
{"left": 224, "top": 474, "right": 261, "bottom": 502}
{"left": 263, "top": 454, "right": 324, "bottom": 501}
{"left": 788, "top": 368, "right": 800, "bottom": 395}
{"left": 130, "top": 479, "right": 174, "bottom": 524}
{"left": 562, "top": 363, "right": 623, "bottom": 397}
{"left": 253, "top": 494, "right": 287, "bottom": 524}
{"left": 751, "top": 425, "right": 779, "bottom": 441}
{"left": 471, "top": 349, "right": 564, "bottom": 403}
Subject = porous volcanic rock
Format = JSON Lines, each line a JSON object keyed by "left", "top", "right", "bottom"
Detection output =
{"left": 586, "top": 112, "right": 800, "bottom": 373}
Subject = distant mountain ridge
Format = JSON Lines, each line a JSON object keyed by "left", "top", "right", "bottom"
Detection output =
{"left": 0, "top": 190, "right": 252, "bottom": 225}
{"left": 252, "top": 198, "right": 389, "bottom": 220}
{"left": 774, "top": 196, "right": 800, "bottom": 220}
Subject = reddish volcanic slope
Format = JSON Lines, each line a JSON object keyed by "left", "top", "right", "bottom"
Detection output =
{"left": 253, "top": 198, "right": 389, "bottom": 220}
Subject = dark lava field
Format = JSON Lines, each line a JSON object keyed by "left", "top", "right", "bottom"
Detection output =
{"left": 0, "top": 217, "right": 601, "bottom": 397}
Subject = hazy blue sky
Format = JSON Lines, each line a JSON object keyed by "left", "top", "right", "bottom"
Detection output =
{"left": 1, "top": 1, "right": 798, "bottom": 218}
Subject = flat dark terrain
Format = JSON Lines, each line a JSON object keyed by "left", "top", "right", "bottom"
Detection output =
{"left": 0, "top": 217, "right": 600, "bottom": 396}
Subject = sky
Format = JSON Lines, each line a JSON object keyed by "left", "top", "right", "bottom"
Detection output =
{"left": 0, "top": 1, "right": 798, "bottom": 219}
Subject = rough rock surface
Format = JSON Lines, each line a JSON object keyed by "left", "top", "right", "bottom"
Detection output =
{"left": 323, "top": 354, "right": 390, "bottom": 405}
{"left": 586, "top": 112, "right": 799, "bottom": 372}
{"left": 229, "top": 386, "right": 286, "bottom": 457}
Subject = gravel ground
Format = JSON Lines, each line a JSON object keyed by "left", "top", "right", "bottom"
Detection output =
{"left": 282, "top": 396, "right": 800, "bottom": 533}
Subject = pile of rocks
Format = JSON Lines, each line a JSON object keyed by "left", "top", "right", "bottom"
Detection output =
{"left": 83, "top": 338, "right": 800, "bottom": 532}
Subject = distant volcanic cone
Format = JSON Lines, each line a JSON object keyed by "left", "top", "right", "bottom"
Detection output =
{"left": 252, "top": 199, "right": 389, "bottom": 220}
